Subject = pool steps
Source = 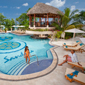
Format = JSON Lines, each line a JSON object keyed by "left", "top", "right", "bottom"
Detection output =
{"left": 7, "top": 60, "right": 24, "bottom": 75}
{"left": 6, "top": 50, "right": 51, "bottom": 75}
{"left": 47, "top": 50, "right": 52, "bottom": 59}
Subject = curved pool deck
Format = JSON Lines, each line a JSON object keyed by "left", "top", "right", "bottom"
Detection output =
{"left": 0, "top": 33, "right": 58, "bottom": 80}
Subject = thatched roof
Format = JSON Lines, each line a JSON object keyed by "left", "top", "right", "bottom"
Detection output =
{"left": 27, "top": 3, "right": 64, "bottom": 16}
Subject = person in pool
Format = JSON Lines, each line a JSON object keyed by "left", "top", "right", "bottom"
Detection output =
{"left": 24, "top": 46, "right": 30, "bottom": 64}
{"left": 58, "top": 50, "right": 82, "bottom": 66}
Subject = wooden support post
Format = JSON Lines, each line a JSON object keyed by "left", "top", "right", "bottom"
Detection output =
{"left": 53, "top": 18, "right": 55, "bottom": 22}
{"left": 45, "top": 18, "right": 46, "bottom": 26}
{"left": 29, "top": 15, "right": 31, "bottom": 28}
{"left": 34, "top": 14, "right": 35, "bottom": 25}
{"left": 58, "top": 16, "right": 60, "bottom": 24}
{"left": 34, "top": 14, "right": 36, "bottom": 28}
{"left": 47, "top": 13, "right": 49, "bottom": 28}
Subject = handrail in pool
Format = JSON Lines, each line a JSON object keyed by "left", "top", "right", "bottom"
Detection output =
{"left": 30, "top": 54, "right": 39, "bottom": 65}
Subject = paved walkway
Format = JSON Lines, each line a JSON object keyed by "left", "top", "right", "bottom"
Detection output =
{"left": 0, "top": 37, "right": 85, "bottom": 85}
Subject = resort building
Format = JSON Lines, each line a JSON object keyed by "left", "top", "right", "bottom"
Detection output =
{"left": 27, "top": 3, "right": 64, "bottom": 29}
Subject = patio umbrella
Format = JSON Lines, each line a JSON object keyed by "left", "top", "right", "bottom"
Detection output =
{"left": 65, "top": 28, "right": 85, "bottom": 38}
{"left": 80, "top": 38, "right": 85, "bottom": 44}
{"left": 12, "top": 25, "right": 25, "bottom": 27}
{"left": 12, "top": 25, "right": 25, "bottom": 30}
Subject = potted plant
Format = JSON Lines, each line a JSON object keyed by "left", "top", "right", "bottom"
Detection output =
{"left": 4, "top": 28, "right": 7, "bottom": 33}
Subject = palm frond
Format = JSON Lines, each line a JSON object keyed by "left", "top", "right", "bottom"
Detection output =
{"left": 64, "top": 8, "right": 70, "bottom": 17}
{"left": 66, "top": 25, "right": 75, "bottom": 30}
{"left": 70, "top": 9, "right": 79, "bottom": 18}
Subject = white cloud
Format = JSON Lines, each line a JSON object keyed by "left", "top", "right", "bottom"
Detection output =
{"left": 79, "top": 8, "right": 85, "bottom": 11}
{"left": 16, "top": 7, "right": 20, "bottom": 9}
{"left": 71, "top": 5, "right": 76, "bottom": 11}
{"left": 22, "top": 3, "right": 28, "bottom": 6}
{"left": 45, "top": 0, "right": 66, "bottom": 8}
{"left": 75, "top": 2, "right": 79, "bottom": 4}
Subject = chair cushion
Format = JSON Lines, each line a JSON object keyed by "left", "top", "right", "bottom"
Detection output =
{"left": 64, "top": 43, "right": 66, "bottom": 45}
{"left": 65, "top": 46, "right": 68, "bottom": 48}
{"left": 76, "top": 41, "right": 79, "bottom": 43}
{"left": 80, "top": 43, "right": 84, "bottom": 46}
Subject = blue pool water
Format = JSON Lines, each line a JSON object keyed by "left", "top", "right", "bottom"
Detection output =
{"left": 0, "top": 33, "right": 53, "bottom": 75}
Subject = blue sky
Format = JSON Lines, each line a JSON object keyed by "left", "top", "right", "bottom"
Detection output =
{"left": 0, "top": 0, "right": 85, "bottom": 19}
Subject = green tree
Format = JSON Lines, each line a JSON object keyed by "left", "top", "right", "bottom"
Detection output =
{"left": 16, "top": 8, "right": 31, "bottom": 29}
{"left": 0, "top": 13, "right": 6, "bottom": 25}
{"left": 11, "top": 18, "right": 15, "bottom": 26}
{"left": 52, "top": 8, "right": 79, "bottom": 31}
{"left": 52, "top": 8, "right": 79, "bottom": 38}
{"left": 72, "top": 11, "right": 85, "bottom": 24}
{"left": 16, "top": 13, "right": 29, "bottom": 25}
{"left": 4, "top": 19, "right": 12, "bottom": 30}
{"left": 61, "top": 8, "right": 79, "bottom": 31}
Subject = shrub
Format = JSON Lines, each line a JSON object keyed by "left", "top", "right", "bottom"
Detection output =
{"left": 28, "top": 28, "right": 48, "bottom": 31}
{"left": 65, "top": 32, "right": 73, "bottom": 39}
{"left": 55, "top": 31, "right": 62, "bottom": 38}
{"left": 48, "top": 35, "right": 51, "bottom": 38}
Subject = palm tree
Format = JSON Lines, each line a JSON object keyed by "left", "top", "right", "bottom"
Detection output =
{"left": 61, "top": 8, "right": 79, "bottom": 31}
{"left": 52, "top": 8, "right": 79, "bottom": 31}
{"left": 59, "top": 8, "right": 79, "bottom": 38}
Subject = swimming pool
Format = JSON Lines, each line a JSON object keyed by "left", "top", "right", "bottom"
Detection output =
{"left": 0, "top": 33, "right": 53, "bottom": 75}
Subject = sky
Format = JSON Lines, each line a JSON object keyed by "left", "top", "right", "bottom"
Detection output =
{"left": 0, "top": 0, "right": 85, "bottom": 20}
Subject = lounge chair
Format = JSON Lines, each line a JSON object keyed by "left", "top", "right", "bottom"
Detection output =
{"left": 65, "top": 68, "right": 85, "bottom": 85}
{"left": 63, "top": 43, "right": 85, "bottom": 53}
{"left": 63, "top": 41, "right": 81, "bottom": 47}
{"left": 68, "top": 62, "right": 85, "bottom": 72}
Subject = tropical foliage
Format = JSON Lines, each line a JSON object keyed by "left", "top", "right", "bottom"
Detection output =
{"left": 52, "top": 8, "right": 85, "bottom": 38}
{"left": 54, "top": 31, "right": 62, "bottom": 38}
{"left": 72, "top": 11, "right": 85, "bottom": 24}
{"left": 16, "top": 8, "right": 31, "bottom": 29}
{"left": 0, "top": 13, "right": 6, "bottom": 25}
{"left": 61, "top": 8, "right": 79, "bottom": 31}
{"left": 4, "top": 19, "right": 15, "bottom": 30}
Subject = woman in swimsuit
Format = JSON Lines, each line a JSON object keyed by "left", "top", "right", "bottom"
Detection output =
{"left": 24, "top": 46, "right": 30, "bottom": 64}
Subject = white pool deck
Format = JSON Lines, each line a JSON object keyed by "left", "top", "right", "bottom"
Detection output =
{"left": 0, "top": 36, "right": 85, "bottom": 85}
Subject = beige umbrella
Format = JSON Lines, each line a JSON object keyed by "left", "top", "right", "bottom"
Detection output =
{"left": 65, "top": 28, "right": 85, "bottom": 38}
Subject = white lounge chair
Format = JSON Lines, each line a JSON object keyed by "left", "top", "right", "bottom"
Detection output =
{"left": 65, "top": 68, "right": 85, "bottom": 85}
{"left": 63, "top": 43, "right": 85, "bottom": 53}
{"left": 68, "top": 62, "right": 85, "bottom": 72}
{"left": 63, "top": 41, "right": 81, "bottom": 47}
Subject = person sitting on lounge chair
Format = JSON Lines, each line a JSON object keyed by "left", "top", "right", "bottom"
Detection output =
{"left": 58, "top": 50, "right": 82, "bottom": 66}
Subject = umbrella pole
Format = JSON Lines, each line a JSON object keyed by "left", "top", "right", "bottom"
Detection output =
{"left": 72, "top": 33, "right": 75, "bottom": 43}
{"left": 73, "top": 33, "right": 75, "bottom": 38}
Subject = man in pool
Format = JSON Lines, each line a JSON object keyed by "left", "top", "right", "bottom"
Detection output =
{"left": 24, "top": 46, "right": 30, "bottom": 64}
{"left": 58, "top": 50, "right": 82, "bottom": 66}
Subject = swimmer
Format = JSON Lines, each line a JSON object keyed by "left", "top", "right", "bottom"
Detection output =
{"left": 24, "top": 46, "right": 30, "bottom": 64}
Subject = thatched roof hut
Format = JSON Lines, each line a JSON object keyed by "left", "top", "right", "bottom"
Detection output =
{"left": 27, "top": 3, "right": 64, "bottom": 17}
{"left": 27, "top": 3, "right": 64, "bottom": 29}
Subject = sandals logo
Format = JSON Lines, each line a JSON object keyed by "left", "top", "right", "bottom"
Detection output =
{"left": 4, "top": 50, "right": 34, "bottom": 63}
{"left": 4, "top": 52, "right": 24, "bottom": 63}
